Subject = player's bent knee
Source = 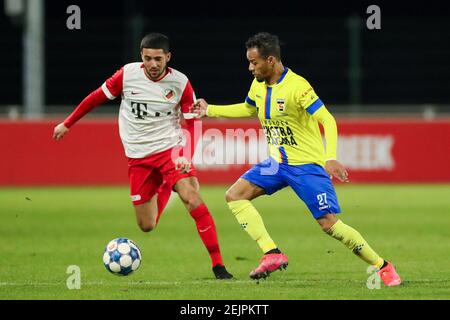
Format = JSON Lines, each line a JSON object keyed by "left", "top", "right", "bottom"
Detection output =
{"left": 133, "top": 199, "right": 159, "bottom": 232}
{"left": 225, "top": 188, "right": 250, "bottom": 202}
{"left": 317, "top": 214, "right": 339, "bottom": 232}
{"left": 320, "top": 224, "right": 332, "bottom": 233}
{"left": 225, "top": 189, "right": 239, "bottom": 202}
{"left": 138, "top": 221, "right": 156, "bottom": 233}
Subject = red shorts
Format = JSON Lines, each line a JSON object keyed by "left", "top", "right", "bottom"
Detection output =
{"left": 128, "top": 148, "right": 197, "bottom": 205}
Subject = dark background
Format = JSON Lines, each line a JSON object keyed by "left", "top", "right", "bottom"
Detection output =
{"left": 1, "top": 0, "right": 450, "bottom": 114}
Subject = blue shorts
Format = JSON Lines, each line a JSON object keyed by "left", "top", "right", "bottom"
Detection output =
{"left": 241, "top": 157, "right": 341, "bottom": 219}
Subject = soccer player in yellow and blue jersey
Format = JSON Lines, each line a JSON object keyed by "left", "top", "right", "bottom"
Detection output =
{"left": 194, "top": 32, "right": 401, "bottom": 286}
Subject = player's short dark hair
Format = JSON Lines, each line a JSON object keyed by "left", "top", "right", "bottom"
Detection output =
{"left": 140, "top": 33, "right": 170, "bottom": 52}
{"left": 246, "top": 32, "right": 281, "bottom": 60}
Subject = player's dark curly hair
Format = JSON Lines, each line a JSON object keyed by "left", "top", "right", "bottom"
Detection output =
{"left": 140, "top": 33, "right": 170, "bottom": 52}
{"left": 246, "top": 32, "right": 281, "bottom": 60}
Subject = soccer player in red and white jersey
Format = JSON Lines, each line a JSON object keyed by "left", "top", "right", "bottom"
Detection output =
{"left": 53, "top": 33, "right": 233, "bottom": 279}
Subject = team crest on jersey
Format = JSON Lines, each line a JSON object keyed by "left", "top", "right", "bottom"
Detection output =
{"left": 276, "top": 98, "right": 286, "bottom": 112}
{"left": 164, "top": 89, "right": 175, "bottom": 100}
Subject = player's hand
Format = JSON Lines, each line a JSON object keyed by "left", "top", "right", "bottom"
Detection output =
{"left": 53, "top": 123, "right": 69, "bottom": 141}
{"left": 325, "top": 159, "right": 349, "bottom": 182}
{"left": 191, "top": 99, "right": 208, "bottom": 118}
{"left": 174, "top": 156, "right": 192, "bottom": 174}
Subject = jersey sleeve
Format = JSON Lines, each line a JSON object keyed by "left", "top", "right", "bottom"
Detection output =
{"left": 63, "top": 67, "right": 124, "bottom": 128}
{"left": 63, "top": 88, "right": 109, "bottom": 128}
{"left": 244, "top": 80, "right": 257, "bottom": 108}
{"left": 296, "top": 78, "right": 338, "bottom": 160}
{"left": 101, "top": 67, "right": 124, "bottom": 100}
{"left": 296, "top": 79, "right": 324, "bottom": 115}
{"left": 207, "top": 103, "right": 257, "bottom": 117}
{"left": 180, "top": 80, "right": 195, "bottom": 113}
{"left": 179, "top": 80, "right": 200, "bottom": 161}
{"left": 207, "top": 81, "right": 258, "bottom": 118}
{"left": 311, "top": 106, "right": 338, "bottom": 160}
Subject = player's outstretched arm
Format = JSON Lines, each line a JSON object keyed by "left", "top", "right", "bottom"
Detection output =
{"left": 312, "top": 106, "right": 349, "bottom": 182}
{"left": 191, "top": 98, "right": 209, "bottom": 118}
{"left": 52, "top": 87, "right": 110, "bottom": 141}
{"left": 53, "top": 123, "right": 69, "bottom": 141}
{"left": 192, "top": 98, "right": 257, "bottom": 118}
{"left": 53, "top": 67, "right": 123, "bottom": 142}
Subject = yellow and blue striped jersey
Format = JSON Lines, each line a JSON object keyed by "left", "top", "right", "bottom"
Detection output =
{"left": 244, "top": 67, "right": 327, "bottom": 166}
{"left": 207, "top": 67, "right": 337, "bottom": 167}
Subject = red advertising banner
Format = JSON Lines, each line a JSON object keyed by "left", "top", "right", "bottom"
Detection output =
{"left": 329, "top": 118, "right": 450, "bottom": 183}
{"left": 0, "top": 119, "right": 128, "bottom": 185}
{"left": 0, "top": 118, "right": 449, "bottom": 185}
{"left": 193, "top": 118, "right": 450, "bottom": 184}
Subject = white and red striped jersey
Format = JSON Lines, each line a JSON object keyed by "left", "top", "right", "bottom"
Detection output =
{"left": 96, "top": 63, "right": 195, "bottom": 158}
{"left": 64, "top": 63, "right": 199, "bottom": 159}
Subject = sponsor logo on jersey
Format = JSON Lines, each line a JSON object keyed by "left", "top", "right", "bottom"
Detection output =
{"left": 164, "top": 89, "right": 174, "bottom": 100}
{"left": 130, "top": 102, "right": 148, "bottom": 119}
{"left": 276, "top": 98, "right": 285, "bottom": 112}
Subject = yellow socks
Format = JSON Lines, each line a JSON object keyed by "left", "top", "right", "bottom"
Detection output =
{"left": 327, "top": 219, "right": 384, "bottom": 268}
{"left": 227, "top": 200, "right": 277, "bottom": 253}
{"left": 227, "top": 200, "right": 384, "bottom": 268}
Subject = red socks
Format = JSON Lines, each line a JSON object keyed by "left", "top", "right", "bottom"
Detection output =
{"left": 189, "top": 204, "right": 223, "bottom": 267}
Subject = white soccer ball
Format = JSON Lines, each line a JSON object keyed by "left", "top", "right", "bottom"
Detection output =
{"left": 103, "top": 238, "right": 142, "bottom": 276}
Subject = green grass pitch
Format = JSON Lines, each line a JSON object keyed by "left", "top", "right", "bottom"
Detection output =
{"left": 1, "top": 184, "right": 449, "bottom": 300}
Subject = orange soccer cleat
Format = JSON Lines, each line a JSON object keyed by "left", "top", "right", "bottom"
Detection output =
{"left": 378, "top": 261, "right": 402, "bottom": 287}
{"left": 249, "top": 253, "right": 289, "bottom": 280}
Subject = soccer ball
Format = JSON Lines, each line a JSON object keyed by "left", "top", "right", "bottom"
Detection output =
{"left": 103, "top": 238, "right": 142, "bottom": 276}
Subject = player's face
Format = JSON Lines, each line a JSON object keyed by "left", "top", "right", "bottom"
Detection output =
{"left": 246, "top": 48, "right": 273, "bottom": 83}
{"left": 141, "top": 48, "right": 171, "bottom": 81}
